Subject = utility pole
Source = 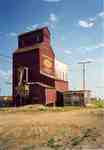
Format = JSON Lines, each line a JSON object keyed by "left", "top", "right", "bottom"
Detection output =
{"left": 78, "top": 60, "right": 92, "bottom": 106}
{"left": 78, "top": 61, "right": 92, "bottom": 90}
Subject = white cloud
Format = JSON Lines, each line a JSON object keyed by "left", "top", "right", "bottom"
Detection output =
{"left": 89, "top": 17, "right": 96, "bottom": 21}
{"left": 0, "top": 32, "right": 17, "bottom": 38}
{"left": 26, "top": 24, "right": 39, "bottom": 31}
{"left": 5, "top": 32, "right": 17, "bottom": 37}
{"left": 66, "top": 42, "right": 104, "bottom": 55}
{"left": 95, "top": 42, "right": 104, "bottom": 49}
{"left": 90, "top": 42, "right": 104, "bottom": 50}
{"left": 9, "top": 32, "right": 17, "bottom": 37}
{"left": 78, "top": 20, "right": 95, "bottom": 28}
{"left": 78, "top": 11, "right": 104, "bottom": 29}
{"left": 31, "top": 24, "right": 39, "bottom": 29}
{"left": 43, "top": 0, "right": 61, "bottom": 2}
{"left": 64, "top": 50, "right": 72, "bottom": 55}
{"left": 48, "top": 13, "right": 58, "bottom": 29}
{"left": 26, "top": 22, "right": 50, "bottom": 31}
{"left": 49, "top": 13, "right": 57, "bottom": 22}
{"left": 98, "top": 11, "right": 104, "bottom": 17}
{"left": 78, "top": 42, "right": 104, "bottom": 53}
{"left": 26, "top": 14, "right": 58, "bottom": 31}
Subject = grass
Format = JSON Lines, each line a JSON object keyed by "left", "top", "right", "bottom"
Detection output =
{"left": 22, "top": 144, "right": 36, "bottom": 150}
{"left": 46, "top": 127, "right": 100, "bottom": 149}
{"left": 89, "top": 100, "right": 104, "bottom": 108}
{"left": 47, "top": 137, "right": 55, "bottom": 148}
{"left": 0, "top": 105, "right": 82, "bottom": 113}
{"left": 71, "top": 136, "right": 82, "bottom": 146}
{"left": 94, "top": 100, "right": 104, "bottom": 108}
{"left": 71, "top": 127, "right": 99, "bottom": 147}
{"left": 47, "top": 137, "right": 63, "bottom": 149}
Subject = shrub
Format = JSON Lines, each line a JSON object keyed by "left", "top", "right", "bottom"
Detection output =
{"left": 94, "top": 100, "right": 104, "bottom": 108}
{"left": 48, "top": 137, "right": 55, "bottom": 147}
{"left": 71, "top": 136, "right": 82, "bottom": 146}
{"left": 38, "top": 106, "right": 48, "bottom": 112}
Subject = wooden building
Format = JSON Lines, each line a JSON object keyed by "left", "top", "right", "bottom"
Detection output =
{"left": 13, "top": 27, "right": 69, "bottom": 106}
{"left": 63, "top": 90, "right": 91, "bottom": 106}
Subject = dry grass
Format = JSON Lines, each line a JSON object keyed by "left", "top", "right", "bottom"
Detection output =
{"left": 0, "top": 106, "right": 104, "bottom": 149}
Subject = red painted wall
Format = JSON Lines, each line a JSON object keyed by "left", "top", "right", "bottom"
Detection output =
{"left": 55, "top": 80, "right": 69, "bottom": 92}
{"left": 46, "top": 88, "right": 56, "bottom": 105}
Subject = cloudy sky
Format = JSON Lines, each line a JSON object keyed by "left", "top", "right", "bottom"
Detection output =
{"left": 0, "top": 0, "right": 104, "bottom": 97}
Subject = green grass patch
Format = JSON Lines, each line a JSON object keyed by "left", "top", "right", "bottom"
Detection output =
{"left": 47, "top": 137, "right": 62, "bottom": 149}
{"left": 92, "top": 100, "right": 104, "bottom": 108}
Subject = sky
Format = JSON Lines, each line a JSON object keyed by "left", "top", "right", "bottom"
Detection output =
{"left": 0, "top": 0, "right": 104, "bottom": 98}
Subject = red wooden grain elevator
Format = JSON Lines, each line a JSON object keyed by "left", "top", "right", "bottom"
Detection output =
{"left": 13, "top": 27, "right": 69, "bottom": 106}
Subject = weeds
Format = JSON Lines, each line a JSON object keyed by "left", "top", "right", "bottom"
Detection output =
{"left": 71, "top": 128, "right": 99, "bottom": 147}
{"left": 71, "top": 136, "right": 82, "bottom": 146}
{"left": 93, "top": 100, "right": 104, "bottom": 108}
{"left": 38, "top": 106, "right": 48, "bottom": 112}
{"left": 22, "top": 144, "right": 36, "bottom": 150}
{"left": 47, "top": 137, "right": 62, "bottom": 149}
{"left": 48, "top": 137, "right": 55, "bottom": 147}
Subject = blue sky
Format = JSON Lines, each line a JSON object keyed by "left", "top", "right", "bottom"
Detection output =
{"left": 0, "top": 0, "right": 104, "bottom": 97}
